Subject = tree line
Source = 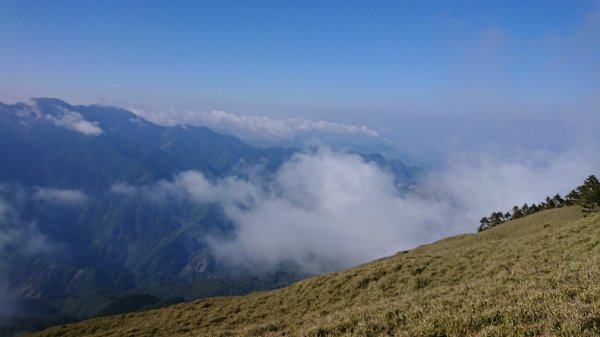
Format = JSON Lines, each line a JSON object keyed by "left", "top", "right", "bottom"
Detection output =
{"left": 478, "top": 175, "right": 600, "bottom": 232}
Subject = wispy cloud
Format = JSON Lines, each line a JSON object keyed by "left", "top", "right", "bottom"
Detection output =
{"left": 0, "top": 92, "right": 33, "bottom": 105}
{"left": 45, "top": 107, "right": 103, "bottom": 136}
{"left": 110, "top": 183, "right": 137, "bottom": 195}
{"left": 423, "top": 146, "right": 600, "bottom": 230}
{"left": 0, "top": 195, "right": 53, "bottom": 321}
{"left": 33, "top": 187, "right": 89, "bottom": 204}
{"left": 11, "top": 100, "right": 104, "bottom": 136}
{"left": 125, "top": 105, "right": 379, "bottom": 139}
{"left": 189, "top": 110, "right": 380, "bottom": 139}
{"left": 0, "top": 279, "right": 12, "bottom": 321}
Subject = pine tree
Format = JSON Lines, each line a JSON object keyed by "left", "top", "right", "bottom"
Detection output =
{"left": 511, "top": 206, "right": 523, "bottom": 219}
{"left": 565, "top": 189, "right": 580, "bottom": 206}
{"left": 478, "top": 217, "right": 491, "bottom": 232}
{"left": 552, "top": 194, "right": 565, "bottom": 208}
{"left": 490, "top": 212, "right": 504, "bottom": 226}
{"left": 578, "top": 175, "right": 600, "bottom": 214}
{"left": 530, "top": 203, "right": 539, "bottom": 213}
{"left": 544, "top": 196, "right": 555, "bottom": 209}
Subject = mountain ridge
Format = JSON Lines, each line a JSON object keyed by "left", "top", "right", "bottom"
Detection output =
{"left": 0, "top": 98, "right": 297, "bottom": 189}
{"left": 0, "top": 98, "right": 421, "bottom": 336}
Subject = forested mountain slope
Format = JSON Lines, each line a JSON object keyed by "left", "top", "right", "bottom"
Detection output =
{"left": 0, "top": 98, "right": 419, "bottom": 335}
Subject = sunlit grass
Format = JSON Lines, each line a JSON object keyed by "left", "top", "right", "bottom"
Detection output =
{"left": 30, "top": 207, "right": 600, "bottom": 336}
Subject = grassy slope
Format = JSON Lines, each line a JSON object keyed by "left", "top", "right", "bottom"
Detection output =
{"left": 31, "top": 207, "right": 600, "bottom": 337}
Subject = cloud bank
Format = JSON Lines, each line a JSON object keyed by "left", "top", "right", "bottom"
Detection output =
{"left": 191, "top": 110, "right": 380, "bottom": 139}
{"left": 206, "top": 150, "right": 435, "bottom": 273}
{"left": 127, "top": 106, "right": 379, "bottom": 139}
{"left": 114, "top": 145, "right": 599, "bottom": 274}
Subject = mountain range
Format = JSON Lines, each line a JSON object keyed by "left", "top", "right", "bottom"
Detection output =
{"left": 0, "top": 98, "right": 419, "bottom": 335}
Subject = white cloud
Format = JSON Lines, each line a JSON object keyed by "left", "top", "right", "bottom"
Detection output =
{"left": 217, "top": 147, "right": 600, "bottom": 273}
{"left": 125, "top": 105, "right": 379, "bottom": 139}
{"left": 130, "top": 150, "right": 448, "bottom": 273}
{"left": 33, "top": 188, "right": 88, "bottom": 204}
{"left": 423, "top": 146, "right": 600, "bottom": 231}
{"left": 207, "top": 150, "right": 435, "bottom": 273}
{"left": 45, "top": 107, "right": 103, "bottom": 136}
{"left": 3, "top": 99, "right": 103, "bottom": 136}
{"left": 190, "top": 110, "right": 380, "bottom": 139}
{"left": 123, "top": 145, "right": 599, "bottom": 274}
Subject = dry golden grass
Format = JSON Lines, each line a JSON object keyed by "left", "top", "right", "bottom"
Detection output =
{"left": 30, "top": 207, "right": 600, "bottom": 337}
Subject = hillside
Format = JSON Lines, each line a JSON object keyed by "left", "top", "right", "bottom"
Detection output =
{"left": 0, "top": 98, "right": 421, "bottom": 334}
{"left": 30, "top": 207, "right": 600, "bottom": 337}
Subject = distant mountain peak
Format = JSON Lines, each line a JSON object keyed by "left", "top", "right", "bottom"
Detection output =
{"left": 32, "top": 97, "right": 71, "bottom": 107}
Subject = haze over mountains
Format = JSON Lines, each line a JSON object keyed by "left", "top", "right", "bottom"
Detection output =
{"left": 1, "top": 98, "right": 599, "bottom": 336}
{"left": 0, "top": 98, "right": 422, "bottom": 333}
{"left": 1, "top": 2, "right": 599, "bottom": 336}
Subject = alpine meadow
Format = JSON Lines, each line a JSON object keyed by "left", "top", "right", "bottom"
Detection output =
{"left": 1, "top": 1, "right": 600, "bottom": 337}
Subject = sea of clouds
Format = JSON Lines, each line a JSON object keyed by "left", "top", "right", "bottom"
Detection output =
{"left": 110, "top": 145, "right": 600, "bottom": 274}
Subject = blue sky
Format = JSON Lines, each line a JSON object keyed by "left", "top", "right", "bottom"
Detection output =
{"left": 1, "top": 1, "right": 599, "bottom": 153}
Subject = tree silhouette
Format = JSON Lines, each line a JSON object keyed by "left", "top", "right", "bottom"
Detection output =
{"left": 577, "top": 175, "right": 600, "bottom": 213}
{"left": 511, "top": 206, "right": 523, "bottom": 219}
{"left": 477, "top": 175, "right": 599, "bottom": 231}
{"left": 552, "top": 194, "right": 565, "bottom": 207}
{"left": 478, "top": 217, "right": 491, "bottom": 232}
{"left": 565, "top": 189, "right": 580, "bottom": 206}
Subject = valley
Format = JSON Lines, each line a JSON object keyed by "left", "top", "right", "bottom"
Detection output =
{"left": 0, "top": 99, "right": 418, "bottom": 335}
{"left": 30, "top": 207, "right": 600, "bottom": 336}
